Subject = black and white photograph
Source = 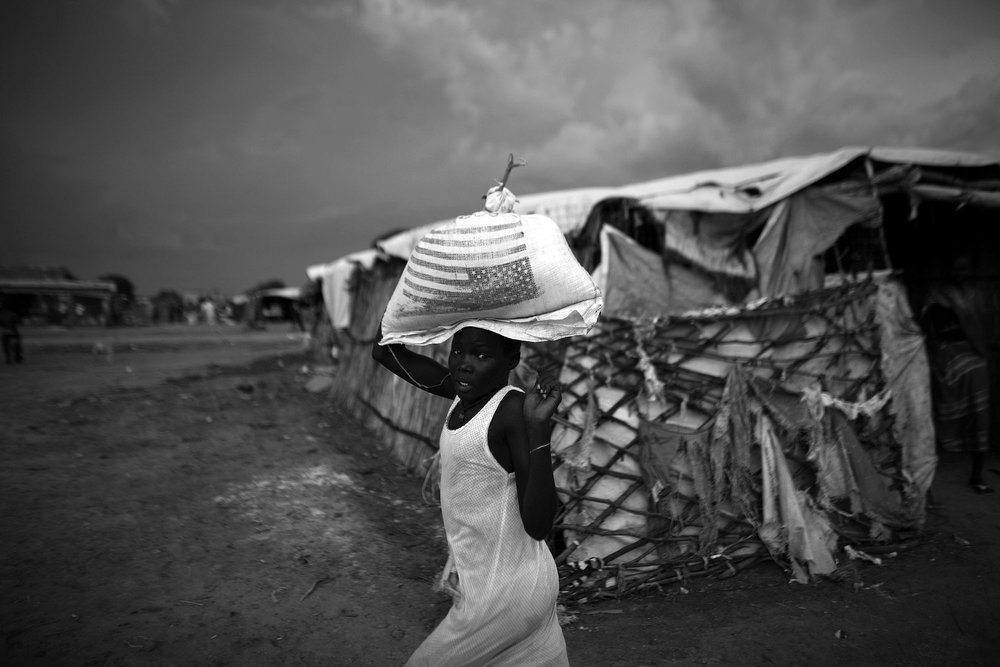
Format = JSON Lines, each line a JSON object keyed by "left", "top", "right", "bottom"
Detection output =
{"left": 2, "top": 1, "right": 999, "bottom": 664}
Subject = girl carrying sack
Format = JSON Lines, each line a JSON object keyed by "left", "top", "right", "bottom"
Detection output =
{"left": 373, "top": 157, "right": 580, "bottom": 666}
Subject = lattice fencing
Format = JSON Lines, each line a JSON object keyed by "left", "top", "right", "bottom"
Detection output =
{"left": 522, "top": 278, "right": 924, "bottom": 602}
{"left": 329, "top": 261, "right": 927, "bottom": 603}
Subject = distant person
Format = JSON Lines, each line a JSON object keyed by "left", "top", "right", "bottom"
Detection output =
{"left": 244, "top": 293, "right": 265, "bottom": 330}
{"left": 308, "top": 279, "right": 326, "bottom": 337}
{"left": 289, "top": 300, "right": 305, "bottom": 333}
{"left": 1, "top": 301, "right": 24, "bottom": 365}
{"left": 201, "top": 299, "right": 217, "bottom": 325}
{"left": 923, "top": 302, "right": 992, "bottom": 495}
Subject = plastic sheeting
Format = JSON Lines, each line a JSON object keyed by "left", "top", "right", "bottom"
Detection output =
{"left": 593, "top": 226, "right": 729, "bottom": 320}
{"left": 635, "top": 148, "right": 868, "bottom": 214}
{"left": 876, "top": 279, "right": 937, "bottom": 518}
{"left": 757, "top": 413, "right": 838, "bottom": 583}
{"left": 375, "top": 188, "right": 618, "bottom": 262}
{"left": 660, "top": 210, "right": 759, "bottom": 283}
{"left": 753, "top": 183, "right": 882, "bottom": 299}
{"left": 353, "top": 146, "right": 998, "bottom": 286}
{"left": 636, "top": 327, "right": 927, "bottom": 583}
{"left": 306, "top": 249, "right": 379, "bottom": 329}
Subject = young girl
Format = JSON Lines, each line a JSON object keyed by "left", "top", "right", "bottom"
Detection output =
{"left": 372, "top": 325, "right": 570, "bottom": 666}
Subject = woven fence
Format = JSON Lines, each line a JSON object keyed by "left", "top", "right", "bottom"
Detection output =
{"left": 331, "top": 262, "right": 926, "bottom": 602}
{"left": 526, "top": 278, "right": 926, "bottom": 602}
{"left": 330, "top": 259, "right": 448, "bottom": 471}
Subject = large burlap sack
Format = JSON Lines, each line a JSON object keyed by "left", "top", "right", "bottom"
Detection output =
{"left": 379, "top": 187, "right": 603, "bottom": 346}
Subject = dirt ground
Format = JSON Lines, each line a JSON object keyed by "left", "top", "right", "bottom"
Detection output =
{"left": 2, "top": 325, "right": 998, "bottom": 666}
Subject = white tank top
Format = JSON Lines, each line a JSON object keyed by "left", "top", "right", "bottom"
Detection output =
{"left": 405, "top": 386, "right": 568, "bottom": 666}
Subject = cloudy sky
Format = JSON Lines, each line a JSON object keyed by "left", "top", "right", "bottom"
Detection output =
{"left": 3, "top": 0, "right": 999, "bottom": 295}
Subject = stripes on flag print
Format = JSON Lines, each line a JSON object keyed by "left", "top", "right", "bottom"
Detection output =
{"left": 400, "top": 220, "right": 541, "bottom": 315}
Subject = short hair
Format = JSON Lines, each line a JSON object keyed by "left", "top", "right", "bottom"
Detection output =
{"left": 498, "top": 335, "right": 521, "bottom": 359}
{"left": 454, "top": 326, "right": 521, "bottom": 362}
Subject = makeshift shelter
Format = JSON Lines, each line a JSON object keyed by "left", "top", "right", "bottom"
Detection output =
{"left": 0, "top": 267, "right": 116, "bottom": 327}
{"left": 150, "top": 291, "right": 185, "bottom": 324}
{"left": 234, "top": 286, "right": 305, "bottom": 329}
{"left": 313, "top": 147, "right": 1000, "bottom": 601}
{"left": 307, "top": 250, "right": 380, "bottom": 332}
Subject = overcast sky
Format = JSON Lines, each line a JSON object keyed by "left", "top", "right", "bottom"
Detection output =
{"left": 3, "top": 0, "right": 999, "bottom": 295}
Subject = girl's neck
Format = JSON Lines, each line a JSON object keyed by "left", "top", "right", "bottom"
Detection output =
{"left": 458, "top": 389, "right": 496, "bottom": 411}
{"left": 455, "top": 385, "right": 504, "bottom": 423}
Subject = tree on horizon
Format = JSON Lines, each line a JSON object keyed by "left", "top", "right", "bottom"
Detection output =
{"left": 98, "top": 274, "right": 135, "bottom": 303}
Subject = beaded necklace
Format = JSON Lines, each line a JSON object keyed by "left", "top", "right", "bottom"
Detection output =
{"left": 454, "top": 391, "right": 495, "bottom": 424}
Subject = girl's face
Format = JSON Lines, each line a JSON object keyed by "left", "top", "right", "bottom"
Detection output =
{"left": 448, "top": 328, "right": 517, "bottom": 404}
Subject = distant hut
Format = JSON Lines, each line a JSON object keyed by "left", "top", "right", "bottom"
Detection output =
{"left": 0, "top": 266, "right": 116, "bottom": 327}
{"left": 236, "top": 286, "right": 304, "bottom": 330}
{"left": 150, "top": 290, "right": 185, "bottom": 324}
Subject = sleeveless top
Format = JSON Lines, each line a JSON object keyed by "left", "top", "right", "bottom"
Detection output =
{"left": 405, "top": 386, "right": 569, "bottom": 666}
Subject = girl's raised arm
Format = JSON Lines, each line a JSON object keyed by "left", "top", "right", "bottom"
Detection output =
{"left": 502, "top": 371, "right": 561, "bottom": 540}
{"left": 371, "top": 326, "right": 455, "bottom": 399}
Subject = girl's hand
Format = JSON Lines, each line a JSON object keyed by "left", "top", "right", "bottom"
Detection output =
{"left": 523, "top": 364, "right": 562, "bottom": 424}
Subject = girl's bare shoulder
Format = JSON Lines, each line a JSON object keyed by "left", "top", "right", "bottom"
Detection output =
{"left": 491, "top": 388, "right": 525, "bottom": 428}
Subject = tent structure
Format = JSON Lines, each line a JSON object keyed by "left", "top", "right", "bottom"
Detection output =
{"left": 0, "top": 267, "right": 116, "bottom": 327}
{"left": 307, "top": 250, "right": 380, "bottom": 331}
{"left": 310, "top": 147, "right": 1000, "bottom": 600}
{"left": 232, "top": 286, "right": 305, "bottom": 328}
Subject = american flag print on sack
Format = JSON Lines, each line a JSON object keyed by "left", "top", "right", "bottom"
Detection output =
{"left": 401, "top": 219, "right": 541, "bottom": 316}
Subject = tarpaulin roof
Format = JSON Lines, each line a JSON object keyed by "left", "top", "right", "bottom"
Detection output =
{"left": 305, "top": 249, "right": 379, "bottom": 282}
{"left": 636, "top": 146, "right": 998, "bottom": 214}
{"left": 866, "top": 146, "right": 998, "bottom": 168}
{"left": 256, "top": 287, "right": 301, "bottom": 300}
{"left": 372, "top": 147, "right": 999, "bottom": 261}
{"left": 0, "top": 278, "right": 116, "bottom": 297}
{"left": 374, "top": 188, "right": 616, "bottom": 261}
{"left": 306, "top": 250, "right": 380, "bottom": 329}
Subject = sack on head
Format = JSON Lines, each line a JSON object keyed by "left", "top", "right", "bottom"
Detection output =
{"left": 380, "top": 187, "right": 603, "bottom": 346}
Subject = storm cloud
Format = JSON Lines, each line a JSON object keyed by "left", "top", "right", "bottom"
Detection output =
{"left": 2, "top": 0, "right": 998, "bottom": 293}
